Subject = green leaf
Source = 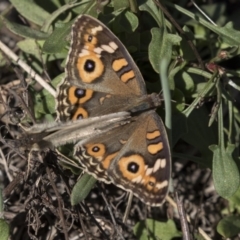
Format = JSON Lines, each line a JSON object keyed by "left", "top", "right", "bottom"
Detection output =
{"left": 194, "top": 233, "right": 207, "bottom": 240}
{"left": 210, "top": 143, "right": 240, "bottom": 198}
{"left": 228, "top": 187, "right": 240, "bottom": 212}
{"left": 149, "top": 28, "right": 181, "bottom": 73}
{"left": 34, "top": 91, "right": 55, "bottom": 117}
{"left": 175, "top": 71, "right": 195, "bottom": 96}
{"left": 0, "top": 219, "right": 10, "bottom": 240}
{"left": 166, "top": 2, "right": 240, "bottom": 46}
{"left": 2, "top": 17, "right": 49, "bottom": 39}
{"left": 172, "top": 88, "right": 185, "bottom": 112}
{"left": 217, "top": 216, "right": 240, "bottom": 238}
{"left": 168, "top": 62, "right": 186, "bottom": 91}
{"left": 113, "top": 0, "right": 129, "bottom": 11}
{"left": 182, "top": 107, "right": 217, "bottom": 168}
{"left": 171, "top": 111, "right": 187, "bottom": 146}
{"left": 33, "top": 74, "right": 63, "bottom": 119}
{"left": 123, "top": 10, "right": 138, "bottom": 32}
{"left": 71, "top": 173, "right": 97, "bottom": 205}
{"left": 17, "top": 39, "right": 44, "bottom": 56}
{"left": 43, "top": 21, "right": 73, "bottom": 53}
{"left": 139, "top": 0, "right": 162, "bottom": 27}
{"left": 191, "top": 81, "right": 215, "bottom": 98}
{"left": 73, "top": 0, "right": 99, "bottom": 17}
{"left": 9, "top": 0, "right": 50, "bottom": 26}
{"left": 51, "top": 73, "right": 65, "bottom": 89}
{"left": 0, "top": 52, "right": 6, "bottom": 67}
{"left": 216, "top": 22, "right": 240, "bottom": 46}
{"left": 134, "top": 219, "right": 181, "bottom": 240}
{"left": 200, "top": 3, "right": 226, "bottom": 24}
{"left": 33, "top": 92, "right": 55, "bottom": 120}
{"left": 112, "top": 10, "right": 138, "bottom": 34}
{"left": 41, "top": 2, "right": 88, "bottom": 32}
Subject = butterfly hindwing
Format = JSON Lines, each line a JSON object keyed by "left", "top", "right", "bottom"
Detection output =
{"left": 74, "top": 111, "right": 170, "bottom": 205}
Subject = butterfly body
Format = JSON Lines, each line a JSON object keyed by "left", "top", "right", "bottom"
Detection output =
{"left": 56, "top": 15, "right": 171, "bottom": 206}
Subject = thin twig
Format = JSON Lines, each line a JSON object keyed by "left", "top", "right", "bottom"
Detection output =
{"left": 0, "top": 147, "right": 12, "bottom": 181}
{"left": 3, "top": 172, "right": 24, "bottom": 198}
{"left": 123, "top": 192, "right": 133, "bottom": 223}
{"left": 77, "top": 205, "right": 89, "bottom": 239}
{"left": 0, "top": 40, "right": 56, "bottom": 97}
{"left": 80, "top": 202, "right": 110, "bottom": 239}
{"left": 175, "top": 192, "right": 192, "bottom": 240}
{"left": 166, "top": 195, "right": 212, "bottom": 240}
{"left": 100, "top": 189, "right": 125, "bottom": 240}
{"left": 45, "top": 163, "right": 69, "bottom": 239}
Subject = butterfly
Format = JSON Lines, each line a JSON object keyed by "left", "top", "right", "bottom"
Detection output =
{"left": 56, "top": 15, "right": 171, "bottom": 206}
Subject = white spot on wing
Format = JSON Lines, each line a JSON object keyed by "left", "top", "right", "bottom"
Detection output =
{"left": 141, "top": 178, "right": 145, "bottom": 184}
{"left": 63, "top": 98, "right": 68, "bottom": 106}
{"left": 96, "top": 165, "right": 104, "bottom": 172}
{"left": 109, "top": 41, "right": 118, "bottom": 50}
{"left": 145, "top": 168, "right": 153, "bottom": 176}
{"left": 63, "top": 109, "right": 70, "bottom": 116}
{"left": 156, "top": 180, "right": 168, "bottom": 189}
{"left": 90, "top": 158, "right": 98, "bottom": 166}
{"left": 94, "top": 47, "right": 103, "bottom": 54}
{"left": 91, "top": 26, "right": 103, "bottom": 34}
{"left": 79, "top": 49, "right": 90, "bottom": 57}
{"left": 132, "top": 175, "right": 142, "bottom": 183}
{"left": 101, "top": 44, "right": 115, "bottom": 53}
{"left": 153, "top": 159, "right": 161, "bottom": 173}
{"left": 96, "top": 156, "right": 103, "bottom": 162}
{"left": 160, "top": 158, "right": 166, "bottom": 168}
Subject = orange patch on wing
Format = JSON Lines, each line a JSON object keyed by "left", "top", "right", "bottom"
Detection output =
{"left": 68, "top": 86, "right": 78, "bottom": 105}
{"left": 146, "top": 130, "right": 161, "bottom": 140}
{"left": 85, "top": 42, "right": 97, "bottom": 51}
{"left": 77, "top": 55, "right": 104, "bottom": 83}
{"left": 102, "top": 152, "right": 118, "bottom": 169}
{"left": 85, "top": 143, "right": 106, "bottom": 159}
{"left": 120, "top": 139, "right": 127, "bottom": 144}
{"left": 83, "top": 34, "right": 98, "bottom": 49}
{"left": 99, "top": 94, "right": 111, "bottom": 105}
{"left": 121, "top": 70, "right": 135, "bottom": 83}
{"left": 112, "top": 58, "right": 128, "bottom": 72}
{"left": 79, "top": 89, "right": 93, "bottom": 104}
{"left": 118, "top": 154, "right": 145, "bottom": 181}
{"left": 68, "top": 87, "right": 93, "bottom": 104}
{"left": 147, "top": 142, "right": 163, "bottom": 154}
{"left": 72, "top": 107, "right": 88, "bottom": 120}
{"left": 143, "top": 176, "right": 157, "bottom": 191}
{"left": 141, "top": 175, "right": 162, "bottom": 193}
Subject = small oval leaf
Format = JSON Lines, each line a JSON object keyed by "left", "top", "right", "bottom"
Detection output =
{"left": 217, "top": 215, "right": 240, "bottom": 238}
{"left": 71, "top": 173, "right": 97, "bottom": 206}
{"left": 0, "top": 219, "right": 10, "bottom": 240}
{"left": 210, "top": 143, "right": 240, "bottom": 198}
{"left": 134, "top": 219, "right": 182, "bottom": 240}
